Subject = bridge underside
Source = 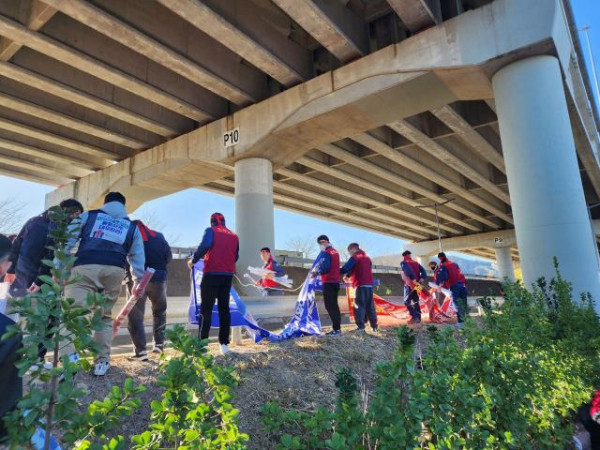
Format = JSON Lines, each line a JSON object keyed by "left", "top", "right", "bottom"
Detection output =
{"left": 0, "top": 0, "right": 599, "bottom": 297}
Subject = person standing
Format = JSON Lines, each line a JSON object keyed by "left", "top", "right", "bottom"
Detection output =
{"left": 256, "top": 247, "right": 285, "bottom": 296}
{"left": 6, "top": 199, "right": 83, "bottom": 297}
{"left": 435, "top": 252, "right": 468, "bottom": 325}
{"left": 127, "top": 221, "right": 172, "bottom": 361}
{"left": 0, "top": 234, "right": 22, "bottom": 443}
{"left": 312, "top": 235, "right": 342, "bottom": 335}
{"left": 340, "top": 243, "right": 377, "bottom": 332}
{"left": 400, "top": 250, "right": 427, "bottom": 325}
{"left": 189, "top": 213, "right": 239, "bottom": 355}
{"left": 61, "top": 192, "right": 146, "bottom": 376}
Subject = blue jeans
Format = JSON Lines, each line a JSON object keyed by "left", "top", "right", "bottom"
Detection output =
{"left": 354, "top": 286, "right": 377, "bottom": 330}
{"left": 450, "top": 283, "right": 468, "bottom": 322}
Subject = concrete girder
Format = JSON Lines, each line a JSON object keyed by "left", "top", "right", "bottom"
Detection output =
{"left": 272, "top": 0, "right": 367, "bottom": 63}
{"left": 388, "top": 120, "right": 511, "bottom": 205}
{"left": 0, "top": 0, "right": 56, "bottom": 61}
{"left": 0, "top": 117, "right": 115, "bottom": 164}
{"left": 403, "top": 228, "right": 518, "bottom": 256}
{"left": 350, "top": 133, "right": 509, "bottom": 227}
{"left": 0, "top": 62, "right": 177, "bottom": 137}
{"left": 430, "top": 105, "right": 505, "bottom": 173}
{"left": 271, "top": 179, "right": 433, "bottom": 240}
{"left": 276, "top": 167, "right": 464, "bottom": 235}
{"left": 213, "top": 178, "right": 424, "bottom": 241}
{"left": 0, "top": 14, "right": 212, "bottom": 121}
{"left": 205, "top": 179, "right": 416, "bottom": 241}
{"left": 0, "top": 152, "right": 74, "bottom": 184}
{"left": 0, "top": 164, "right": 68, "bottom": 186}
{"left": 0, "top": 136, "right": 93, "bottom": 176}
{"left": 386, "top": 0, "right": 440, "bottom": 33}
{"left": 315, "top": 143, "right": 474, "bottom": 233}
{"left": 296, "top": 155, "right": 467, "bottom": 235}
{"left": 0, "top": 91, "right": 145, "bottom": 150}
{"left": 156, "top": 0, "right": 311, "bottom": 86}
{"left": 41, "top": 0, "right": 256, "bottom": 105}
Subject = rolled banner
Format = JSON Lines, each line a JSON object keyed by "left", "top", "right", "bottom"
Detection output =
{"left": 112, "top": 268, "right": 155, "bottom": 337}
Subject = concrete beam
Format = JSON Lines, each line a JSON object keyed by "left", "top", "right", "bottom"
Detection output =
{"left": 0, "top": 136, "right": 93, "bottom": 175}
{"left": 389, "top": 120, "right": 510, "bottom": 204}
{"left": 0, "top": 91, "right": 145, "bottom": 150}
{"left": 0, "top": 14, "right": 211, "bottom": 121}
{"left": 386, "top": 0, "right": 440, "bottom": 33}
{"left": 404, "top": 229, "right": 518, "bottom": 256}
{"left": 277, "top": 167, "right": 460, "bottom": 235}
{"left": 0, "top": 164, "right": 66, "bottom": 186}
{"left": 156, "top": 0, "right": 311, "bottom": 86}
{"left": 0, "top": 153, "right": 74, "bottom": 184}
{"left": 214, "top": 178, "right": 423, "bottom": 241}
{"left": 0, "top": 0, "right": 56, "bottom": 61}
{"left": 0, "top": 62, "right": 177, "bottom": 137}
{"left": 272, "top": 0, "right": 367, "bottom": 63}
{"left": 430, "top": 105, "right": 505, "bottom": 173}
{"left": 42, "top": 0, "right": 256, "bottom": 105}
{"left": 0, "top": 117, "right": 115, "bottom": 164}
{"left": 316, "top": 143, "right": 473, "bottom": 233}
{"left": 351, "top": 133, "right": 509, "bottom": 227}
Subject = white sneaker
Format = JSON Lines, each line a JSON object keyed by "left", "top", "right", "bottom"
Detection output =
{"left": 128, "top": 351, "right": 148, "bottom": 362}
{"left": 152, "top": 345, "right": 164, "bottom": 354}
{"left": 93, "top": 361, "right": 110, "bottom": 376}
{"left": 219, "top": 344, "right": 230, "bottom": 355}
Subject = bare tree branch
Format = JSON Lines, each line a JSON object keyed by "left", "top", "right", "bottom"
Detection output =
{"left": 0, "top": 198, "right": 27, "bottom": 235}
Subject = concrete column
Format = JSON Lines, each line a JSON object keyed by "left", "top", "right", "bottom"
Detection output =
{"left": 494, "top": 247, "right": 515, "bottom": 282}
{"left": 234, "top": 158, "right": 275, "bottom": 276}
{"left": 493, "top": 55, "right": 600, "bottom": 305}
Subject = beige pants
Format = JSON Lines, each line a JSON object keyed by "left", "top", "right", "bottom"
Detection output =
{"left": 63, "top": 264, "right": 126, "bottom": 362}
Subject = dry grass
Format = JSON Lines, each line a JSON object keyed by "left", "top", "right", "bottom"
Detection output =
{"left": 65, "top": 323, "right": 452, "bottom": 448}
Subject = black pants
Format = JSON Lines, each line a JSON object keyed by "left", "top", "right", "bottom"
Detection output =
{"left": 404, "top": 289, "right": 422, "bottom": 322}
{"left": 323, "top": 283, "right": 341, "bottom": 331}
{"left": 199, "top": 275, "right": 232, "bottom": 345}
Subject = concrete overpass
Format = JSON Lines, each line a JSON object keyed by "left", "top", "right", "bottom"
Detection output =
{"left": 0, "top": 0, "right": 599, "bottom": 302}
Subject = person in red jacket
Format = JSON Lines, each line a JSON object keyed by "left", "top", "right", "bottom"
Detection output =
{"left": 340, "top": 243, "right": 377, "bottom": 332}
{"left": 400, "top": 250, "right": 427, "bottom": 324}
{"left": 435, "top": 252, "right": 467, "bottom": 325}
{"left": 189, "top": 213, "right": 239, "bottom": 355}
{"left": 312, "top": 235, "right": 342, "bottom": 335}
{"left": 256, "top": 247, "right": 285, "bottom": 296}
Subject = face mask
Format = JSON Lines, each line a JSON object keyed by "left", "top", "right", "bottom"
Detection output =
{"left": 319, "top": 244, "right": 327, "bottom": 251}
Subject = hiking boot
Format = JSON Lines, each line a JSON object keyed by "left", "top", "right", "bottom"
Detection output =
{"left": 326, "top": 329, "right": 342, "bottom": 336}
{"left": 152, "top": 344, "right": 164, "bottom": 354}
{"left": 128, "top": 351, "right": 148, "bottom": 362}
{"left": 220, "top": 344, "right": 230, "bottom": 355}
{"left": 407, "top": 318, "right": 421, "bottom": 325}
{"left": 93, "top": 361, "right": 110, "bottom": 376}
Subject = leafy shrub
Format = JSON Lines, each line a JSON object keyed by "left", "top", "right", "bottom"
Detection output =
{"left": 262, "top": 264, "right": 599, "bottom": 448}
{"left": 131, "top": 325, "right": 248, "bottom": 449}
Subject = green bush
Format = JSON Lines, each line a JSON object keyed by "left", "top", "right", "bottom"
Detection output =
{"left": 262, "top": 263, "right": 599, "bottom": 449}
{"left": 131, "top": 325, "right": 248, "bottom": 449}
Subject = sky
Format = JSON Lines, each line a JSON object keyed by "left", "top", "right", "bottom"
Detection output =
{"left": 0, "top": 0, "right": 598, "bottom": 257}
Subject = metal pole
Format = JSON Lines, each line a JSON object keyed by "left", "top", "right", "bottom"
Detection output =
{"left": 581, "top": 26, "right": 600, "bottom": 109}
{"left": 434, "top": 203, "right": 443, "bottom": 252}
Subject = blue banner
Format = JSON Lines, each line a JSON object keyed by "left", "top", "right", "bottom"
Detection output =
{"left": 188, "top": 257, "right": 323, "bottom": 343}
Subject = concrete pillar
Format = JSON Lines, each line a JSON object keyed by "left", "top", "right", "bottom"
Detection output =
{"left": 493, "top": 55, "right": 600, "bottom": 305}
{"left": 234, "top": 157, "right": 275, "bottom": 277}
{"left": 494, "top": 247, "right": 515, "bottom": 282}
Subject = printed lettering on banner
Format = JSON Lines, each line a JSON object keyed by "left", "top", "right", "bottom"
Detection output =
{"left": 89, "top": 213, "right": 130, "bottom": 244}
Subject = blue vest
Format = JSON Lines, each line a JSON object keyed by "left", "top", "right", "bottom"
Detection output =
{"left": 75, "top": 210, "right": 136, "bottom": 269}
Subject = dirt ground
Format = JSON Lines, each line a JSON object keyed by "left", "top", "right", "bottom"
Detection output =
{"left": 73, "top": 324, "right": 443, "bottom": 448}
